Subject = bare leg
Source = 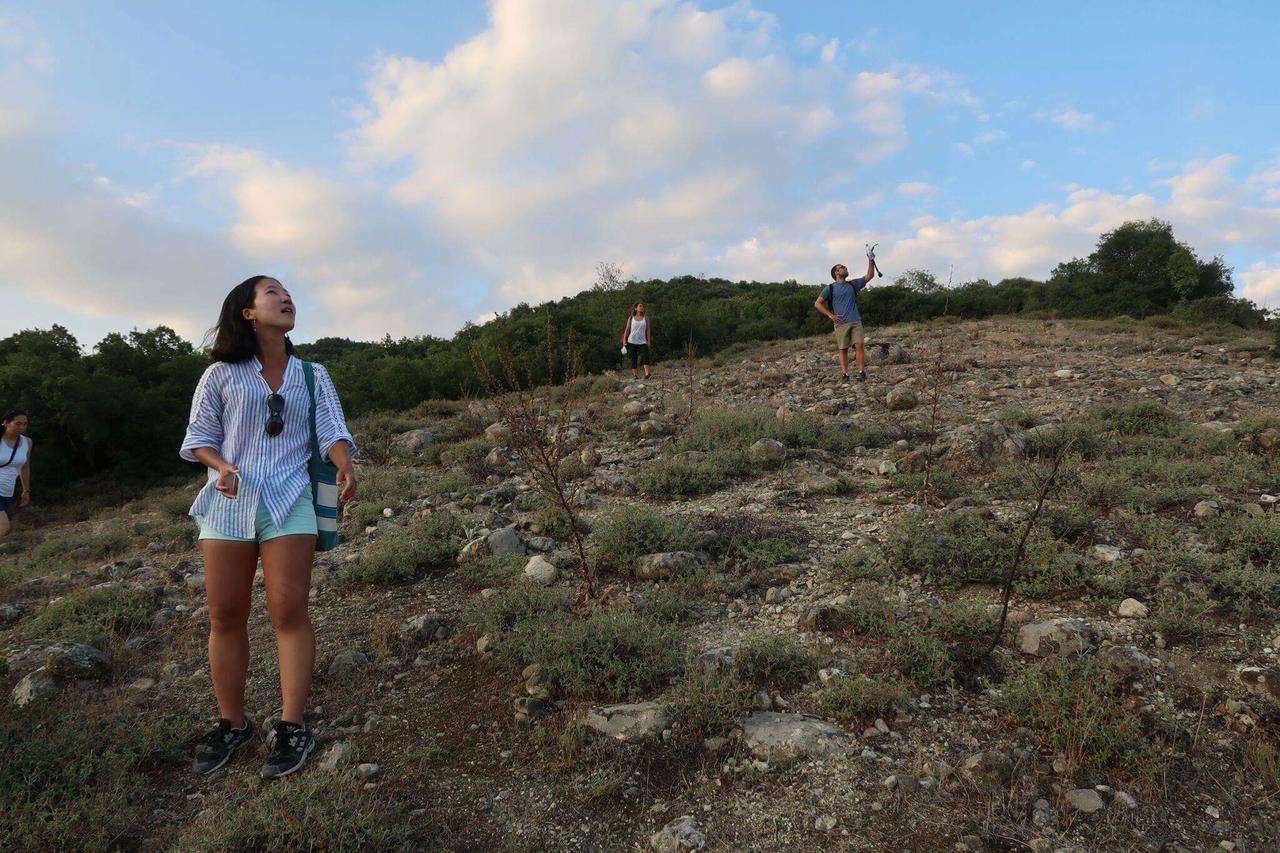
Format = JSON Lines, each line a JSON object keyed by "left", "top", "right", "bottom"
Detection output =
{"left": 260, "top": 535, "right": 316, "bottom": 725}
{"left": 854, "top": 341, "right": 866, "bottom": 373}
{"left": 202, "top": 540, "right": 258, "bottom": 727}
{"left": 838, "top": 348, "right": 850, "bottom": 375}
{"left": 0, "top": 511, "right": 10, "bottom": 538}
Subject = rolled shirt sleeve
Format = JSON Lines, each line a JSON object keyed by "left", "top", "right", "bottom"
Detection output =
{"left": 180, "top": 364, "right": 225, "bottom": 462}
{"left": 313, "top": 363, "right": 356, "bottom": 462}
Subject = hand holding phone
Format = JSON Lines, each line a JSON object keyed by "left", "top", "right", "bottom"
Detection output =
{"left": 215, "top": 466, "right": 240, "bottom": 500}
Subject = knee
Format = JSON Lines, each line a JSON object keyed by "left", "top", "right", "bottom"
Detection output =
{"left": 208, "top": 605, "right": 249, "bottom": 635}
{"left": 268, "top": 595, "right": 310, "bottom": 632}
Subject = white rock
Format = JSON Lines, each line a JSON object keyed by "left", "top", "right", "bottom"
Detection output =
{"left": 523, "top": 555, "right": 558, "bottom": 585}
{"left": 1117, "top": 598, "right": 1148, "bottom": 619}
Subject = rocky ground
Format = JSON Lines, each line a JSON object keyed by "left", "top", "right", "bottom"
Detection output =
{"left": 3, "top": 315, "right": 1279, "bottom": 852}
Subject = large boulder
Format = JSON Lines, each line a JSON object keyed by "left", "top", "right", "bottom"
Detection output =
{"left": 43, "top": 643, "right": 110, "bottom": 680}
{"left": 741, "top": 712, "right": 850, "bottom": 766}
{"left": 586, "top": 702, "right": 672, "bottom": 743}
{"left": 634, "top": 551, "right": 705, "bottom": 580}
{"left": 748, "top": 438, "right": 787, "bottom": 470}
{"left": 399, "top": 429, "right": 435, "bottom": 454}
{"left": 487, "top": 526, "right": 526, "bottom": 557}
{"left": 885, "top": 386, "right": 919, "bottom": 412}
{"left": 1017, "top": 619, "right": 1100, "bottom": 657}
{"left": 484, "top": 422, "right": 512, "bottom": 444}
{"left": 12, "top": 668, "right": 62, "bottom": 706}
{"left": 947, "top": 422, "right": 1026, "bottom": 469}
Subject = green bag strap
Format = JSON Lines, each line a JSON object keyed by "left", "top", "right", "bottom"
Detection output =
{"left": 302, "top": 361, "right": 322, "bottom": 466}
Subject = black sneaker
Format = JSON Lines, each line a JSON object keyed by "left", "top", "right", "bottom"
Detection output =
{"left": 857, "top": 371, "right": 867, "bottom": 383}
{"left": 261, "top": 721, "right": 315, "bottom": 779}
{"left": 193, "top": 716, "right": 255, "bottom": 774}
{"left": 841, "top": 373, "right": 850, "bottom": 383}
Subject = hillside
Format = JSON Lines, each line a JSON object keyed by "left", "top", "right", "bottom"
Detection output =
{"left": 3, "top": 315, "right": 1279, "bottom": 852}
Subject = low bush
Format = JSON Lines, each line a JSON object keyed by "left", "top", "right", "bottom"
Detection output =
{"left": 16, "top": 585, "right": 156, "bottom": 649}
{"left": 843, "top": 586, "right": 901, "bottom": 637}
{"left": 812, "top": 675, "right": 906, "bottom": 724}
{"left": 461, "top": 583, "right": 570, "bottom": 638}
{"left": 634, "top": 450, "right": 747, "bottom": 498}
{"left": 592, "top": 505, "right": 697, "bottom": 573}
{"left": 827, "top": 549, "right": 893, "bottom": 583}
{"left": 1085, "top": 400, "right": 1181, "bottom": 438}
{"left": 175, "top": 774, "right": 412, "bottom": 852}
{"left": 885, "top": 511, "right": 1006, "bottom": 585}
{"left": 498, "top": 610, "right": 683, "bottom": 701}
{"left": 890, "top": 633, "right": 955, "bottom": 688}
{"left": 1207, "top": 515, "right": 1280, "bottom": 565}
{"left": 26, "top": 524, "right": 134, "bottom": 574}
{"left": 348, "top": 514, "right": 465, "bottom": 584}
{"left": 996, "top": 657, "right": 1165, "bottom": 780}
{"left": 667, "top": 669, "right": 755, "bottom": 743}
{"left": 457, "top": 551, "right": 526, "bottom": 589}
{"left": 2, "top": 705, "right": 186, "bottom": 851}
{"left": 343, "top": 466, "right": 426, "bottom": 531}
{"left": 735, "top": 633, "right": 815, "bottom": 690}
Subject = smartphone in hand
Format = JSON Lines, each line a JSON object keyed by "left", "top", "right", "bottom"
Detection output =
{"left": 218, "top": 470, "right": 240, "bottom": 500}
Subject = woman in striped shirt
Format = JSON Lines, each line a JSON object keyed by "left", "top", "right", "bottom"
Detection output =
{"left": 180, "top": 275, "right": 357, "bottom": 779}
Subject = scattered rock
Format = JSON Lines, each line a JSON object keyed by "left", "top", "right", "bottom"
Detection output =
{"left": 962, "top": 749, "right": 1015, "bottom": 788}
{"left": 12, "top": 667, "right": 61, "bottom": 706}
{"left": 885, "top": 386, "right": 919, "bottom": 411}
{"left": 1066, "top": 788, "right": 1105, "bottom": 813}
{"left": 650, "top": 815, "right": 706, "bottom": 851}
{"left": 792, "top": 468, "right": 842, "bottom": 495}
{"left": 397, "top": 613, "right": 448, "bottom": 645}
{"left": 748, "top": 438, "right": 787, "bottom": 469}
{"left": 799, "top": 604, "right": 853, "bottom": 633}
{"left": 634, "top": 551, "right": 705, "bottom": 580}
{"left": 1017, "top": 619, "right": 1099, "bottom": 657}
{"left": 623, "top": 400, "right": 650, "bottom": 418}
{"left": 1116, "top": 598, "right": 1148, "bottom": 619}
{"left": 357, "top": 762, "right": 381, "bottom": 780}
{"left": 1089, "top": 544, "right": 1123, "bottom": 562}
{"left": 586, "top": 702, "right": 673, "bottom": 743}
{"left": 327, "top": 649, "right": 369, "bottom": 677}
{"left": 484, "top": 422, "right": 512, "bottom": 443}
{"left": 319, "top": 741, "right": 355, "bottom": 771}
{"left": 1194, "top": 500, "right": 1221, "bottom": 518}
{"left": 741, "top": 712, "right": 850, "bottom": 767}
{"left": 487, "top": 526, "right": 526, "bottom": 557}
{"left": 43, "top": 643, "right": 111, "bottom": 680}
{"left": 1099, "top": 644, "right": 1154, "bottom": 678}
{"left": 692, "top": 647, "right": 737, "bottom": 673}
{"left": 399, "top": 429, "right": 435, "bottom": 454}
{"left": 523, "top": 555, "right": 559, "bottom": 585}
{"left": 1158, "top": 374, "right": 1180, "bottom": 387}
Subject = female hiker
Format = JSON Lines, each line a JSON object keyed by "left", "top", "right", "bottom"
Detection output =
{"left": 621, "top": 302, "right": 652, "bottom": 380}
{"left": 180, "top": 275, "right": 356, "bottom": 779}
{"left": 0, "top": 409, "right": 32, "bottom": 539}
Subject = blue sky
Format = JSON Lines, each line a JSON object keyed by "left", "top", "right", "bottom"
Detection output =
{"left": 2, "top": 0, "right": 1278, "bottom": 346}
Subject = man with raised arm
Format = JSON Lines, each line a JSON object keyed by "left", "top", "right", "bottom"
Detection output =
{"left": 814, "top": 249, "right": 877, "bottom": 383}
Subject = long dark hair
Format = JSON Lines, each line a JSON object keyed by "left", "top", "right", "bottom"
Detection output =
{"left": 205, "top": 275, "right": 295, "bottom": 363}
{"left": 2, "top": 409, "right": 28, "bottom": 425}
{"left": 631, "top": 302, "right": 645, "bottom": 318}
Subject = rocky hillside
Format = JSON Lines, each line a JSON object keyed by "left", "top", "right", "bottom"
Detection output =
{"left": 3, "top": 315, "right": 1279, "bottom": 852}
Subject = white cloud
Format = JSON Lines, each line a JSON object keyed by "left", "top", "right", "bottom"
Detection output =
{"left": 954, "top": 142, "right": 974, "bottom": 157}
{"left": 1018, "top": 159, "right": 1035, "bottom": 171}
{"left": 1042, "top": 107, "right": 1099, "bottom": 131}
{"left": 1239, "top": 262, "right": 1280, "bottom": 309}
{"left": 896, "top": 181, "right": 934, "bottom": 197}
{"left": 820, "top": 38, "right": 838, "bottom": 63}
{"left": 974, "top": 128, "right": 1007, "bottom": 145}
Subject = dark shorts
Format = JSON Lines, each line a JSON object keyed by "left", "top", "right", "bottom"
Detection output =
{"left": 0, "top": 494, "right": 12, "bottom": 515}
{"left": 628, "top": 343, "right": 650, "bottom": 368}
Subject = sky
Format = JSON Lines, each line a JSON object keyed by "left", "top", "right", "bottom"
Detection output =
{"left": 2, "top": 0, "right": 1279, "bottom": 347}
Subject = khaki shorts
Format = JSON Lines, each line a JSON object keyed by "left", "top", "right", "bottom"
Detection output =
{"left": 834, "top": 321, "right": 864, "bottom": 350}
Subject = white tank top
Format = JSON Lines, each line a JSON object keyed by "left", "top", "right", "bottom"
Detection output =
{"left": 627, "top": 316, "right": 649, "bottom": 345}
{"left": 0, "top": 436, "right": 29, "bottom": 497}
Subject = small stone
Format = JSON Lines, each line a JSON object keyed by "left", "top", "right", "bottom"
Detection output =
{"left": 649, "top": 815, "right": 706, "bottom": 851}
{"left": 486, "top": 526, "right": 526, "bottom": 557}
{"left": 397, "top": 613, "right": 447, "bottom": 645}
{"left": 1158, "top": 374, "right": 1180, "bottom": 386}
{"left": 476, "top": 634, "right": 494, "bottom": 654}
{"left": 634, "top": 551, "right": 704, "bottom": 580}
{"left": 748, "top": 438, "right": 787, "bottom": 469}
{"left": 12, "top": 668, "right": 61, "bottom": 706}
{"left": 43, "top": 643, "right": 111, "bottom": 680}
{"left": 814, "top": 815, "right": 838, "bottom": 832}
{"left": 1113, "top": 791, "right": 1137, "bottom": 810}
{"left": 1116, "top": 598, "right": 1148, "bottom": 619}
{"left": 319, "top": 742, "right": 354, "bottom": 771}
{"left": 963, "top": 749, "right": 1014, "bottom": 787}
{"left": 523, "top": 555, "right": 558, "bottom": 585}
{"left": 1090, "top": 544, "right": 1122, "bottom": 562}
{"left": 886, "top": 386, "right": 919, "bottom": 411}
{"left": 127, "top": 677, "right": 156, "bottom": 692}
{"left": 185, "top": 573, "right": 207, "bottom": 590}
{"left": 327, "top": 649, "right": 369, "bottom": 677}
{"left": 586, "top": 702, "right": 673, "bottom": 743}
{"left": 1194, "top": 500, "right": 1221, "bottom": 518}
{"left": 1066, "top": 788, "right": 1105, "bottom": 813}
{"left": 357, "top": 762, "right": 381, "bottom": 780}
{"left": 484, "top": 422, "right": 511, "bottom": 443}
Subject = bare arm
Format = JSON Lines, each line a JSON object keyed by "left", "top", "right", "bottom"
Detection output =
{"left": 865, "top": 258, "right": 876, "bottom": 281}
{"left": 815, "top": 292, "right": 839, "bottom": 322}
{"left": 18, "top": 442, "right": 31, "bottom": 507}
{"left": 192, "top": 447, "right": 239, "bottom": 498}
{"left": 327, "top": 440, "right": 357, "bottom": 504}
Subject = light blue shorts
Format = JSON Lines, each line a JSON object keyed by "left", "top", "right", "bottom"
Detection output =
{"left": 198, "top": 489, "right": 317, "bottom": 543}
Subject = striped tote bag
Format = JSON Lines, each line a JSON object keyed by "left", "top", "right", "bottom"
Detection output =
{"left": 302, "top": 361, "right": 341, "bottom": 551}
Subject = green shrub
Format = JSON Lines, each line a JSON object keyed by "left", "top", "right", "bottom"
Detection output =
{"left": 425, "top": 469, "right": 471, "bottom": 495}
{"left": 498, "top": 610, "right": 683, "bottom": 701}
{"left": 928, "top": 600, "right": 998, "bottom": 645}
{"left": 828, "top": 549, "right": 893, "bottom": 583}
{"left": 635, "top": 450, "right": 747, "bottom": 498}
{"left": 996, "top": 657, "right": 1165, "bottom": 779}
{"left": 349, "top": 514, "right": 465, "bottom": 583}
{"left": 633, "top": 586, "right": 703, "bottom": 623}
{"left": 437, "top": 438, "right": 494, "bottom": 481}
{"left": 344, "top": 466, "right": 426, "bottom": 530}
{"left": 728, "top": 536, "right": 806, "bottom": 571}
{"left": 997, "top": 406, "right": 1041, "bottom": 430}
{"left": 1207, "top": 515, "right": 1280, "bottom": 565}
{"left": 667, "top": 669, "right": 754, "bottom": 743}
{"left": 27, "top": 524, "right": 134, "bottom": 573}
{"left": 592, "top": 505, "right": 697, "bottom": 573}
{"left": 462, "top": 583, "right": 570, "bottom": 637}
{"left": 457, "top": 551, "right": 526, "bottom": 589}
{"left": 1, "top": 705, "right": 186, "bottom": 851}
{"left": 812, "top": 676, "right": 906, "bottom": 724}
{"left": 890, "top": 633, "right": 955, "bottom": 688}
{"left": 175, "top": 774, "right": 411, "bottom": 852}
{"left": 17, "top": 585, "right": 156, "bottom": 649}
{"left": 891, "top": 470, "right": 964, "bottom": 501}
{"left": 885, "top": 511, "right": 1006, "bottom": 585}
{"left": 1151, "top": 587, "right": 1216, "bottom": 646}
{"left": 1086, "top": 400, "right": 1181, "bottom": 437}
{"left": 735, "top": 634, "right": 815, "bottom": 690}
{"left": 843, "top": 586, "right": 900, "bottom": 637}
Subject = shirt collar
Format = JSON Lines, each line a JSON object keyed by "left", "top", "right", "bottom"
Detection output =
{"left": 250, "top": 354, "right": 302, "bottom": 386}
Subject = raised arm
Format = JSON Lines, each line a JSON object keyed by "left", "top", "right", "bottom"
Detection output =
{"left": 865, "top": 258, "right": 876, "bottom": 281}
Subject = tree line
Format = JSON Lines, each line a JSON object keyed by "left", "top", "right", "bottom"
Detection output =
{"left": 1, "top": 219, "right": 1271, "bottom": 495}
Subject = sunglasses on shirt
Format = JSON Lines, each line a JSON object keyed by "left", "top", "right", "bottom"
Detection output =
{"left": 266, "top": 393, "right": 285, "bottom": 437}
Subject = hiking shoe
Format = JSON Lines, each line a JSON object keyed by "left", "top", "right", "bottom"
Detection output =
{"left": 857, "top": 371, "right": 867, "bottom": 383}
{"left": 261, "top": 721, "right": 315, "bottom": 779}
{"left": 840, "top": 373, "right": 850, "bottom": 383}
{"left": 193, "top": 716, "right": 255, "bottom": 774}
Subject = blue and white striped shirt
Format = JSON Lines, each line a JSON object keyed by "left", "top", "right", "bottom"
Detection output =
{"left": 179, "top": 356, "right": 356, "bottom": 539}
